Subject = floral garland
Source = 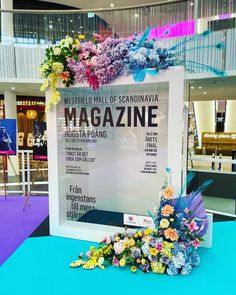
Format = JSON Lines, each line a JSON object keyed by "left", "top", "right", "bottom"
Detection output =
{"left": 70, "top": 174, "right": 209, "bottom": 276}
{"left": 40, "top": 28, "right": 226, "bottom": 111}
{"left": 40, "top": 28, "right": 175, "bottom": 111}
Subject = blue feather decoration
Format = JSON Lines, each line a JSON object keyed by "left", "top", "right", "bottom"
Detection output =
{"left": 138, "top": 27, "right": 152, "bottom": 47}
{"left": 133, "top": 69, "right": 146, "bottom": 82}
{"left": 168, "top": 30, "right": 211, "bottom": 51}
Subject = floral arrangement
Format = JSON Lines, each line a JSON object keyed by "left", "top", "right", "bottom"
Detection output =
{"left": 40, "top": 28, "right": 175, "bottom": 111}
{"left": 40, "top": 28, "right": 225, "bottom": 111}
{"left": 70, "top": 173, "right": 210, "bottom": 276}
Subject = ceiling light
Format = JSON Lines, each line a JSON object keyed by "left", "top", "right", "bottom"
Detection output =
{"left": 58, "top": 18, "right": 61, "bottom": 22}
{"left": 198, "top": 86, "right": 202, "bottom": 89}
{"left": 80, "top": 26, "right": 83, "bottom": 29}
{"left": 49, "top": 25, "right": 53, "bottom": 29}
{"left": 190, "top": 86, "right": 194, "bottom": 89}
{"left": 70, "top": 20, "right": 73, "bottom": 23}
{"left": 190, "top": 2, "right": 194, "bottom": 6}
{"left": 11, "top": 87, "right": 15, "bottom": 90}
{"left": 110, "top": 3, "right": 114, "bottom": 8}
{"left": 135, "top": 13, "right": 139, "bottom": 18}
{"left": 203, "top": 92, "right": 207, "bottom": 95}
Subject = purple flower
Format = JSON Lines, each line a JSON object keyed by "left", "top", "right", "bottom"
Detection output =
{"left": 139, "top": 261, "right": 150, "bottom": 272}
{"left": 112, "top": 256, "right": 120, "bottom": 267}
{"left": 131, "top": 248, "right": 141, "bottom": 258}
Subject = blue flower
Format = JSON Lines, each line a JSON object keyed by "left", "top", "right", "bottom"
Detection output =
{"left": 141, "top": 243, "right": 150, "bottom": 255}
{"left": 181, "top": 263, "right": 192, "bottom": 276}
{"left": 167, "top": 263, "right": 179, "bottom": 276}
{"left": 172, "top": 252, "right": 185, "bottom": 268}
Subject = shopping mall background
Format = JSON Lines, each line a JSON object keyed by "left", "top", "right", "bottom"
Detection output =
{"left": 1, "top": 0, "right": 236, "bottom": 218}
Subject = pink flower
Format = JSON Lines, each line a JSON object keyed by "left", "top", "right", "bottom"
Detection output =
{"left": 102, "top": 236, "right": 111, "bottom": 244}
{"left": 156, "top": 243, "right": 163, "bottom": 251}
{"left": 184, "top": 208, "right": 189, "bottom": 214}
{"left": 86, "top": 251, "right": 91, "bottom": 258}
{"left": 112, "top": 256, "right": 120, "bottom": 267}
{"left": 186, "top": 219, "right": 199, "bottom": 232}
{"left": 191, "top": 238, "right": 201, "bottom": 249}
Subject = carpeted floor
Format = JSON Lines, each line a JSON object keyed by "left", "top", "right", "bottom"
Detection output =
{"left": 0, "top": 195, "right": 49, "bottom": 265}
{"left": 0, "top": 221, "right": 235, "bottom": 295}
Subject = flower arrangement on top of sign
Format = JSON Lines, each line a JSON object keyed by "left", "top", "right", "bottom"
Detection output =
{"left": 40, "top": 28, "right": 226, "bottom": 111}
{"left": 70, "top": 171, "right": 212, "bottom": 276}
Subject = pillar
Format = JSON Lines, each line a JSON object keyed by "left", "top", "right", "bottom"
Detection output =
{"left": 1, "top": 0, "right": 14, "bottom": 44}
{"left": 4, "top": 91, "right": 19, "bottom": 176}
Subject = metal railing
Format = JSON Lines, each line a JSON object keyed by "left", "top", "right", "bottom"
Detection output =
{"left": 0, "top": 150, "right": 48, "bottom": 196}
{"left": 0, "top": 0, "right": 235, "bottom": 79}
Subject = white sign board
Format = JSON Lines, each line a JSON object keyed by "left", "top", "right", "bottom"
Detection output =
{"left": 47, "top": 66, "right": 185, "bottom": 242}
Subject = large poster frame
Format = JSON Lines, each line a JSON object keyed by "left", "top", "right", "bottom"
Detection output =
{"left": 47, "top": 66, "right": 186, "bottom": 242}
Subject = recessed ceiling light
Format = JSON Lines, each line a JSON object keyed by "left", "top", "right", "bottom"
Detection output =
{"left": 49, "top": 25, "right": 53, "bottom": 29}
{"left": 190, "top": 2, "right": 194, "bottom": 6}
{"left": 70, "top": 20, "right": 73, "bottom": 23}
{"left": 11, "top": 87, "right": 15, "bottom": 90}
{"left": 80, "top": 26, "right": 83, "bottom": 29}
{"left": 110, "top": 3, "right": 114, "bottom": 8}
{"left": 190, "top": 86, "right": 194, "bottom": 89}
{"left": 135, "top": 13, "right": 139, "bottom": 18}
{"left": 198, "top": 86, "right": 202, "bottom": 89}
{"left": 203, "top": 92, "right": 207, "bottom": 95}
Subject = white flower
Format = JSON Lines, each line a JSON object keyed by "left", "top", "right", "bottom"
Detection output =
{"left": 61, "top": 35, "right": 73, "bottom": 48}
{"left": 53, "top": 47, "right": 61, "bottom": 55}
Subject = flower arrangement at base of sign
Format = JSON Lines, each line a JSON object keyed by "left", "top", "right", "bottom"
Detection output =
{"left": 70, "top": 172, "right": 211, "bottom": 276}
{"left": 40, "top": 28, "right": 225, "bottom": 111}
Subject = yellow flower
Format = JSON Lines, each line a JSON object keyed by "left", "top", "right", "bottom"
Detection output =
{"left": 141, "top": 259, "right": 146, "bottom": 265}
{"left": 40, "top": 79, "right": 49, "bottom": 92}
{"left": 119, "top": 258, "right": 126, "bottom": 267}
{"left": 41, "top": 63, "right": 49, "bottom": 71}
{"left": 45, "top": 103, "right": 51, "bottom": 112}
{"left": 138, "top": 231, "right": 143, "bottom": 237}
{"left": 52, "top": 62, "right": 64, "bottom": 74}
{"left": 134, "top": 233, "right": 138, "bottom": 239}
{"left": 78, "top": 34, "right": 85, "bottom": 40}
{"left": 123, "top": 240, "right": 129, "bottom": 249}
{"left": 144, "top": 228, "right": 152, "bottom": 236}
{"left": 151, "top": 262, "right": 165, "bottom": 274}
{"left": 69, "top": 259, "right": 85, "bottom": 268}
{"left": 143, "top": 235, "right": 151, "bottom": 243}
{"left": 74, "top": 39, "right": 80, "bottom": 46}
{"left": 130, "top": 266, "right": 137, "bottom": 273}
{"left": 149, "top": 248, "right": 158, "bottom": 256}
{"left": 82, "top": 259, "right": 97, "bottom": 270}
{"left": 160, "top": 218, "right": 170, "bottom": 229}
{"left": 136, "top": 258, "right": 141, "bottom": 263}
{"left": 129, "top": 239, "right": 135, "bottom": 247}
{"left": 51, "top": 91, "right": 61, "bottom": 105}
{"left": 115, "top": 236, "right": 120, "bottom": 242}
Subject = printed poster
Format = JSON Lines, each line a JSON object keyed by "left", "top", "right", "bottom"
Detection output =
{"left": 57, "top": 83, "right": 169, "bottom": 226}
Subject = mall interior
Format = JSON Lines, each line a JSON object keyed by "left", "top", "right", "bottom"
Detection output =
{"left": 0, "top": 0, "right": 236, "bottom": 290}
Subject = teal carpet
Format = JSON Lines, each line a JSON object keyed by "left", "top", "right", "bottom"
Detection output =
{"left": 0, "top": 222, "right": 236, "bottom": 295}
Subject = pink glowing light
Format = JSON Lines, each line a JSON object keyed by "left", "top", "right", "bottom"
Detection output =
{"left": 148, "top": 20, "right": 196, "bottom": 39}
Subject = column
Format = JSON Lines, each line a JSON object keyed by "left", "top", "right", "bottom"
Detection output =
{"left": 4, "top": 91, "right": 19, "bottom": 176}
{"left": 1, "top": 0, "right": 14, "bottom": 44}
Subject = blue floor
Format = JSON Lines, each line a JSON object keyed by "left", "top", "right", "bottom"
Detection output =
{"left": 0, "top": 222, "right": 236, "bottom": 295}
